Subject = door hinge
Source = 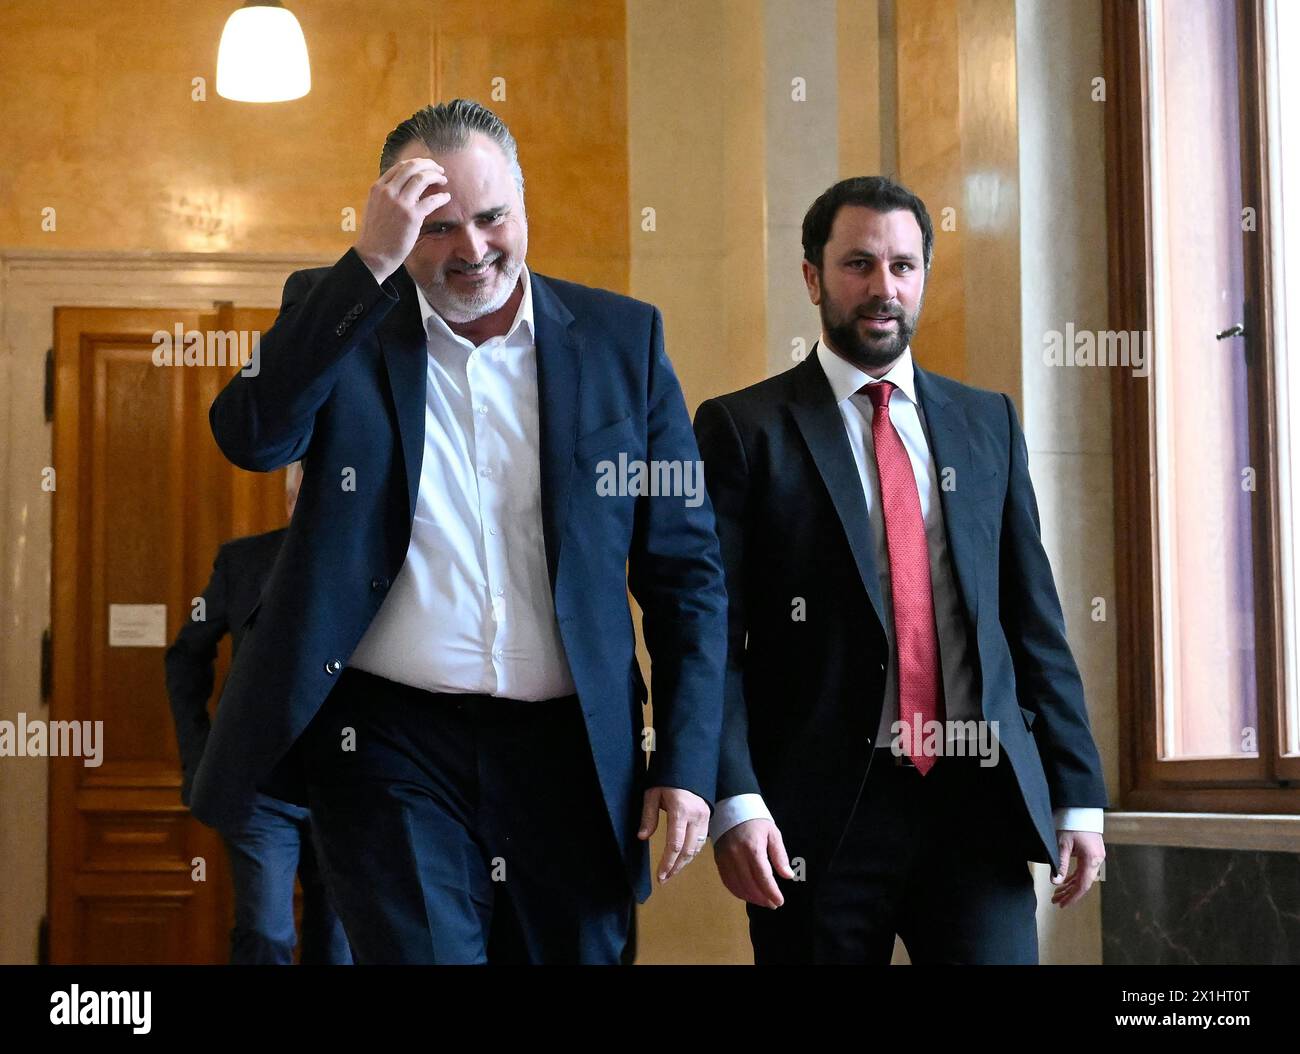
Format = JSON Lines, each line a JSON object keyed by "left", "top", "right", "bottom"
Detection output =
{"left": 40, "top": 628, "right": 52, "bottom": 703}
{"left": 44, "top": 347, "right": 53, "bottom": 423}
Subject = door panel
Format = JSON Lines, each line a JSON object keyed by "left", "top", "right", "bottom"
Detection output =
{"left": 49, "top": 304, "right": 284, "bottom": 963}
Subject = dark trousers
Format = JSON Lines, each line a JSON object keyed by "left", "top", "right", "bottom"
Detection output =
{"left": 748, "top": 752, "right": 1040, "bottom": 964}
{"left": 221, "top": 792, "right": 353, "bottom": 965}
{"left": 301, "top": 667, "right": 633, "bottom": 964}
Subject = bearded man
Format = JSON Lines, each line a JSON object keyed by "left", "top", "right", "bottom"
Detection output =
{"left": 693, "top": 176, "right": 1108, "bottom": 964}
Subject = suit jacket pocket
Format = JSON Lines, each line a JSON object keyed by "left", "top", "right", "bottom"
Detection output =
{"left": 574, "top": 414, "right": 636, "bottom": 463}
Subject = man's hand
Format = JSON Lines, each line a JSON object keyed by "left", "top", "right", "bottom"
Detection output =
{"left": 1051, "top": 830, "right": 1105, "bottom": 908}
{"left": 354, "top": 158, "right": 451, "bottom": 284}
{"left": 638, "top": 787, "right": 711, "bottom": 884}
{"left": 714, "top": 818, "right": 793, "bottom": 909}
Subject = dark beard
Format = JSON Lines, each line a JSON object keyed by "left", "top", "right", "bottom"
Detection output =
{"left": 821, "top": 297, "right": 919, "bottom": 372}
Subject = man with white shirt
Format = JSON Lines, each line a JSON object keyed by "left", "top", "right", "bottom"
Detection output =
{"left": 193, "top": 100, "right": 727, "bottom": 963}
{"left": 693, "top": 176, "right": 1108, "bottom": 963}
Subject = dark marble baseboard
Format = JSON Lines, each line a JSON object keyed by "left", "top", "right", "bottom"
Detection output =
{"left": 1102, "top": 843, "right": 1300, "bottom": 964}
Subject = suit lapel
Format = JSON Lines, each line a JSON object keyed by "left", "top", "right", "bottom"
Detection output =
{"left": 913, "top": 365, "right": 980, "bottom": 622}
{"left": 378, "top": 266, "right": 427, "bottom": 525}
{"left": 789, "top": 351, "right": 888, "bottom": 642}
{"left": 529, "top": 273, "right": 582, "bottom": 593}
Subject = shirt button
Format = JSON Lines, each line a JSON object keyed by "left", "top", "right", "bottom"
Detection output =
{"left": 479, "top": 466, "right": 492, "bottom": 478}
{"left": 494, "top": 649, "right": 504, "bottom": 660}
{"left": 495, "top": 587, "right": 504, "bottom": 596}
{"left": 477, "top": 405, "right": 488, "bottom": 415}
{"left": 488, "top": 526, "right": 498, "bottom": 536}
{"left": 324, "top": 660, "right": 342, "bottom": 675}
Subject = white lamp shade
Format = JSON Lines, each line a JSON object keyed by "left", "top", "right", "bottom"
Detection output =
{"left": 216, "top": 4, "right": 311, "bottom": 103}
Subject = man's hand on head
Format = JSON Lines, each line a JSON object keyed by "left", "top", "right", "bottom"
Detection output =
{"left": 354, "top": 158, "right": 450, "bottom": 284}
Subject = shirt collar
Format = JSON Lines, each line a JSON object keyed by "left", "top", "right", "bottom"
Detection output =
{"left": 815, "top": 335, "right": 918, "bottom": 406}
{"left": 414, "top": 264, "right": 535, "bottom": 348}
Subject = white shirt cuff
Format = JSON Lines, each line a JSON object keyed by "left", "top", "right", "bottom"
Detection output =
{"left": 709, "top": 793, "right": 773, "bottom": 843}
{"left": 1054, "top": 806, "right": 1104, "bottom": 834}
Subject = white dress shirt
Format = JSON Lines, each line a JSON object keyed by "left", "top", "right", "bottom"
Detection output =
{"left": 709, "top": 339, "right": 1103, "bottom": 841}
{"left": 348, "top": 267, "right": 577, "bottom": 700}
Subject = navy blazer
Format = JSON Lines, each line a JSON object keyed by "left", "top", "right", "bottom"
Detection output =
{"left": 191, "top": 248, "right": 728, "bottom": 902}
{"left": 693, "top": 350, "right": 1108, "bottom": 880}
{"left": 164, "top": 527, "right": 286, "bottom": 806}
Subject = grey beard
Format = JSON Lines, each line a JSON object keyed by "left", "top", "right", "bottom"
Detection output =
{"left": 420, "top": 257, "right": 522, "bottom": 324}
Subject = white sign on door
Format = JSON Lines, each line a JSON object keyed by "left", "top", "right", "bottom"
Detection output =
{"left": 108, "top": 604, "right": 168, "bottom": 647}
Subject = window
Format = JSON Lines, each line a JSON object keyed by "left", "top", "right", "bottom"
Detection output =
{"left": 1106, "top": 0, "right": 1300, "bottom": 810}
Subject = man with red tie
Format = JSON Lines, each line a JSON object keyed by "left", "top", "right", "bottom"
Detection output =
{"left": 693, "top": 176, "right": 1108, "bottom": 964}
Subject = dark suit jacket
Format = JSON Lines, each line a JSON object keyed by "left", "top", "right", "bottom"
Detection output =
{"left": 190, "top": 248, "right": 728, "bottom": 902}
{"left": 693, "top": 349, "right": 1108, "bottom": 881}
{"left": 164, "top": 527, "right": 286, "bottom": 806}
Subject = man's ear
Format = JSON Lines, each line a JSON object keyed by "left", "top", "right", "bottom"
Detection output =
{"left": 801, "top": 259, "right": 822, "bottom": 307}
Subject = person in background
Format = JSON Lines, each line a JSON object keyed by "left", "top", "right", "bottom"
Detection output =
{"left": 164, "top": 461, "right": 352, "bottom": 965}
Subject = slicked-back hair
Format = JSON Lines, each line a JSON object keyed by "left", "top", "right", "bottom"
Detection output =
{"left": 379, "top": 99, "right": 524, "bottom": 197}
{"left": 801, "top": 176, "right": 933, "bottom": 272}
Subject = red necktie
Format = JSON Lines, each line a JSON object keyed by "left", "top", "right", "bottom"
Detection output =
{"left": 863, "top": 381, "right": 944, "bottom": 774}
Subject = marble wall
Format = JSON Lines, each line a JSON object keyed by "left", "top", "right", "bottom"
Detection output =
{"left": 1103, "top": 844, "right": 1300, "bottom": 964}
{"left": 626, "top": 0, "right": 766, "bottom": 963}
{"left": 1015, "top": 0, "right": 1115, "bottom": 965}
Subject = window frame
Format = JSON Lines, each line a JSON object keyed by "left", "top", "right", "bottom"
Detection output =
{"left": 1105, "top": 0, "right": 1300, "bottom": 811}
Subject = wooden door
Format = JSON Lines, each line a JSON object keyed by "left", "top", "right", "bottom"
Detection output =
{"left": 49, "top": 303, "right": 283, "bottom": 963}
